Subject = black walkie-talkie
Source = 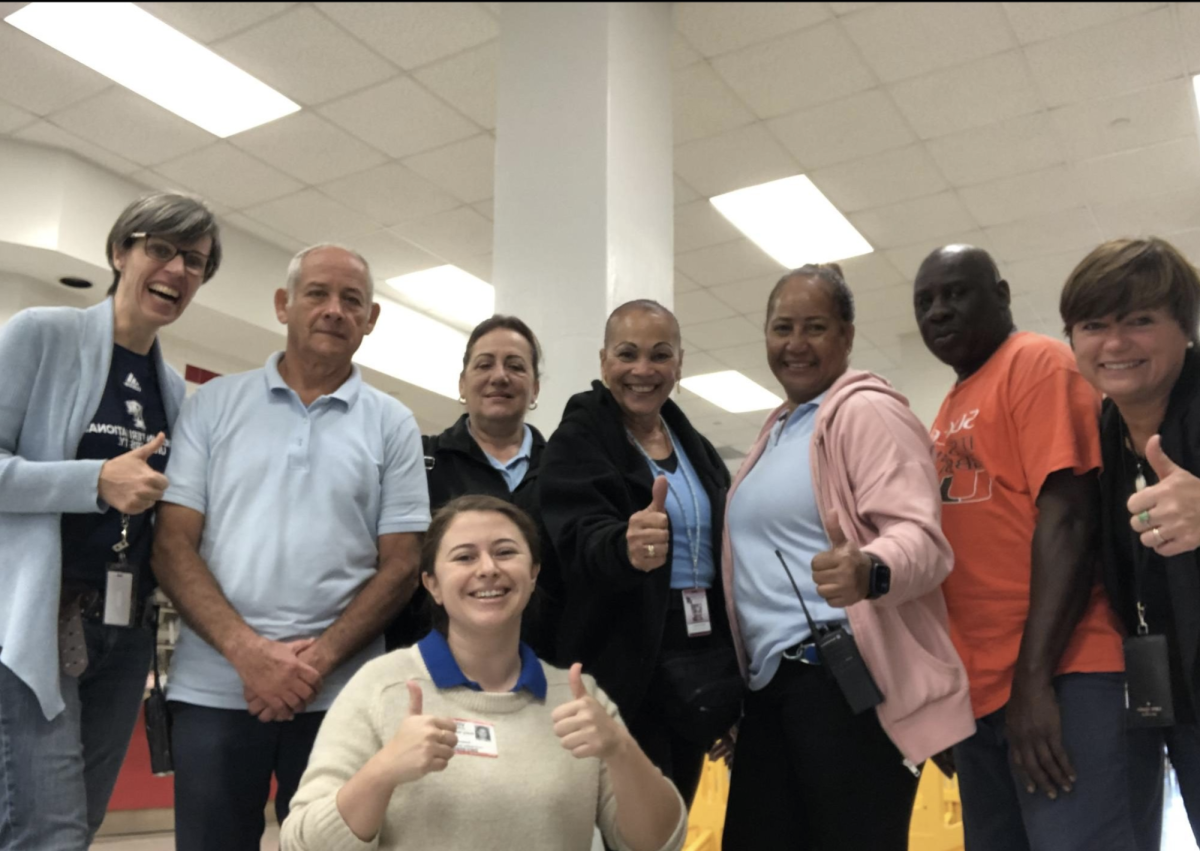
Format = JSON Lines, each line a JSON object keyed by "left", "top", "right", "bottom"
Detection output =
{"left": 775, "top": 549, "right": 883, "bottom": 714}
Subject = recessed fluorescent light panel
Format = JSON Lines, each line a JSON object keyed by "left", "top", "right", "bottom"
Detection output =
{"left": 710, "top": 175, "right": 873, "bottom": 267}
{"left": 681, "top": 370, "right": 783, "bottom": 413}
{"left": 4, "top": 2, "right": 300, "bottom": 137}
{"left": 354, "top": 296, "right": 467, "bottom": 400}
{"left": 385, "top": 266, "right": 495, "bottom": 331}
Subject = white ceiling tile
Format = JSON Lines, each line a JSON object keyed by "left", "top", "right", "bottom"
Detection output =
{"left": 47, "top": 88, "right": 215, "bottom": 166}
{"left": 1074, "top": 138, "right": 1200, "bottom": 206}
{"left": 885, "top": 230, "right": 994, "bottom": 280}
{"left": 673, "top": 2, "right": 829, "bottom": 57}
{"left": 712, "top": 22, "right": 875, "bottom": 119}
{"left": 1157, "top": 227, "right": 1200, "bottom": 269}
{"left": 853, "top": 284, "right": 919, "bottom": 325}
{"left": 13, "top": 120, "right": 142, "bottom": 175}
{"left": 1024, "top": 8, "right": 1182, "bottom": 107}
{"left": 984, "top": 207, "right": 1101, "bottom": 264}
{"left": 675, "top": 239, "right": 783, "bottom": 287}
{"left": 926, "top": 113, "right": 1064, "bottom": 187}
{"left": 1003, "top": 2, "right": 1166, "bottom": 45}
{"left": 319, "top": 163, "right": 462, "bottom": 226}
{"left": 836, "top": 251, "right": 908, "bottom": 292}
{"left": 153, "top": 142, "right": 303, "bottom": 209}
{"left": 403, "top": 134, "right": 495, "bottom": 203}
{"left": 456, "top": 252, "right": 492, "bottom": 282}
{"left": 472, "top": 198, "right": 494, "bottom": 221}
{"left": 847, "top": 192, "right": 976, "bottom": 251}
{"left": 680, "top": 350, "right": 728, "bottom": 378}
{"left": 1048, "top": 78, "right": 1195, "bottom": 163}
{"left": 1003, "top": 249, "right": 1089, "bottom": 296}
{"left": 0, "top": 26, "right": 112, "bottom": 115}
{"left": 850, "top": 346, "right": 897, "bottom": 373}
{"left": 390, "top": 206, "right": 493, "bottom": 260}
{"left": 679, "top": 315, "right": 763, "bottom": 349}
{"left": 138, "top": 2, "right": 295, "bottom": 43}
{"left": 229, "top": 111, "right": 387, "bottom": 185}
{"left": 958, "top": 166, "right": 1086, "bottom": 227}
{"left": 841, "top": 2, "right": 1015, "bottom": 83}
{"left": 223, "top": 211, "right": 306, "bottom": 253}
{"left": 675, "top": 271, "right": 702, "bottom": 294}
{"left": 1010, "top": 293, "right": 1045, "bottom": 328}
{"left": 674, "top": 123, "right": 798, "bottom": 198}
{"left": 1091, "top": 189, "right": 1200, "bottom": 241}
{"left": 675, "top": 200, "right": 743, "bottom": 253}
{"left": 242, "top": 189, "right": 382, "bottom": 245}
{"left": 213, "top": 6, "right": 396, "bottom": 106}
{"left": 809, "top": 145, "right": 948, "bottom": 213}
{"left": 355, "top": 230, "right": 444, "bottom": 281}
{"left": 0, "top": 99, "right": 36, "bottom": 133}
{"left": 675, "top": 175, "right": 702, "bottom": 205}
{"left": 671, "top": 33, "right": 704, "bottom": 69}
{"left": 767, "top": 89, "right": 914, "bottom": 170}
{"left": 711, "top": 340, "right": 769, "bottom": 371}
{"left": 316, "top": 2, "right": 497, "bottom": 70}
{"left": 1178, "top": 2, "right": 1200, "bottom": 73}
{"left": 828, "top": 3, "right": 877, "bottom": 14}
{"left": 318, "top": 76, "right": 479, "bottom": 159}
{"left": 888, "top": 50, "right": 1041, "bottom": 140}
{"left": 413, "top": 42, "right": 498, "bottom": 130}
{"left": 855, "top": 313, "right": 920, "bottom": 349}
{"left": 673, "top": 62, "right": 756, "bottom": 145}
{"left": 708, "top": 274, "right": 778, "bottom": 316}
{"left": 674, "top": 289, "right": 738, "bottom": 325}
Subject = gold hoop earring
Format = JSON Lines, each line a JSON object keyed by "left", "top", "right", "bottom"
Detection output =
{"left": 529, "top": 400, "right": 538, "bottom": 411}
{"left": 458, "top": 396, "right": 466, "bottom": 405}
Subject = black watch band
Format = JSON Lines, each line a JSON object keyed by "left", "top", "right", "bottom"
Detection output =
{"left": 866, "top": 556, "right": 891, "bottom": 600}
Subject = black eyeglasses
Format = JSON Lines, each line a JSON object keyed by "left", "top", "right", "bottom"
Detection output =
{"left": 130, "top": 233, "right": 209, "bottom": 276}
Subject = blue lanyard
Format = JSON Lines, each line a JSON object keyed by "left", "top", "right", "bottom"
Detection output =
{"left": 627, "top": 419, "right": 703, "bottom": 588}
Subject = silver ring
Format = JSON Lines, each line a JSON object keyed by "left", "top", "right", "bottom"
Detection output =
{"left": 646, "top": 544, "right": 656, "bottom": 558}
{"left": 1153, "top": 527, "right": 1166, "bottom": 546}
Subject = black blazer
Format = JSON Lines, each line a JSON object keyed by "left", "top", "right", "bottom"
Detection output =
{"left": 539, "top": 381, "right": 731, "bottom": 722}
{"left": 384, "top": 415, "right": 563, "bottom": 656}
{"left": 1099, "top": 349, "right": 1200, "bottom": 710}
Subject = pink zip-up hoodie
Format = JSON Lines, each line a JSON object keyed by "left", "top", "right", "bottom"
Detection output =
{"left": 721, "top": 369, "right": 976, "bottom": 763}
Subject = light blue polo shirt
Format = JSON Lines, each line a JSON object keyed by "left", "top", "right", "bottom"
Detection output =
{"left": 727, "top": 392, "right": 849, "bottom": 691}
{"left": 162, "top": 353, "right": 431, "bottom": 711}
{"left": 480, "top": 424, "right": 533, "bottom": 492}
{"left": 636, "top": 437, "right": 715, "bottom": 590}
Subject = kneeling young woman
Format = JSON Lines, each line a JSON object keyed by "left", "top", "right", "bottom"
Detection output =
{"left": 281, "top": 495, "right": 687, "bottom": 851}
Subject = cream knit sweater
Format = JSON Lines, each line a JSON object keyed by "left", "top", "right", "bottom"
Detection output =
{"left": 280, "top": 646, "right": 687, "bottom": 851}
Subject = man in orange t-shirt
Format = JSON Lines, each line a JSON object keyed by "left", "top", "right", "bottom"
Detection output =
{"left": 915, "top": 246, "right": 1142, "bottom": 851}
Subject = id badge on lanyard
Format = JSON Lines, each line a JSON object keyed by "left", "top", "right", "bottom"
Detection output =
{"left": 682, "top": 588, "right": 712, "bottom": 637}
{"left": 104, "top": 514, "right": 138, "bottom": 628}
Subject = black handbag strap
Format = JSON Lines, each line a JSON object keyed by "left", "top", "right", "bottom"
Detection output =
{"left": 1119, "top": 421, "right": 1151, "bottom": 636}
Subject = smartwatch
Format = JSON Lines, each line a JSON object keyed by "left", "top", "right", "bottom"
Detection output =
{"left": 866, "top": 555, "right": 891, "bottom": 600}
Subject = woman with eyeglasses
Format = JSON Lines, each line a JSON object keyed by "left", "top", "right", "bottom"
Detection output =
{"left": 0, "top": 192, "right": 221, "bottom": 849}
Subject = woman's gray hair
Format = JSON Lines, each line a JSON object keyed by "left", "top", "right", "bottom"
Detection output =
{"left": 285, "top": 243, "right": 374, "bottom": 302}
{"left": 765, "top": 263, "right": 855, "bottom": 325}
{"left": 106, "top": 192, "right": 222, "bottom": 295}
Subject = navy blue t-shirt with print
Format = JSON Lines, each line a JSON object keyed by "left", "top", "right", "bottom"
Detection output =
{"left": 61, "top": 344, "right": 169, "bottom": 599}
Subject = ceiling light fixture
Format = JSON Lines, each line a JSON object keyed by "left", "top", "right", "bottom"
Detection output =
{"left": 710, "top": 175, "right": 873, "bottom": 267}
{"left": 4, "top": 2, "right": 300, "bottom": 137}
{"left": 354, "top": 296, "right": 467, "bottom": 400}
{"left": 680, "top": 370, "right": 783, "bottom": 413}
{"left": 384, "top": 265, "right": 495, "bottom": 332}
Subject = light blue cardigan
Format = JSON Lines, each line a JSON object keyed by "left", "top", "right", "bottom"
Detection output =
{"left": 0, "top": 299, "right": 184, "bottom": 720}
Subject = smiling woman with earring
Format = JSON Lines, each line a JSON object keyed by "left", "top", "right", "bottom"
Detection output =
{"left": 385, "top": 316, "right": 563, "bottom": 659}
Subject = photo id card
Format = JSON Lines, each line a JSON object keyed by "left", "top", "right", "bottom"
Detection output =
{"left": 103, "top": 565, "right": 135, "bottom": 627}
{"left": 682, "top": 588, "right": 712, "bottom": 637}
{"left": 453, "top": 719, "right": 499, "bottom": 758}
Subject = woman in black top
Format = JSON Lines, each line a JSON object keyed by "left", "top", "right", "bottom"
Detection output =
{"left": 386, "top": 316, "right": 561, "bottom": 655}
{"left": 540, "top": 299, "right": 735, "bottom": 805}
{"left": 1060, "top": 237, "right": 1200, "bottom": 844}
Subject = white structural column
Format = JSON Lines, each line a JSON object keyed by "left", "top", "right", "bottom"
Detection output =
{"left": 492, "top": 2, "right": 674, "bottom": 432}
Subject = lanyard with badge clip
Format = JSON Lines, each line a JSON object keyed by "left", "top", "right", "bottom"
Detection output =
{"left": 104, "top": 513, "right": 138, "bottom": 627}
{"left": 628, "top": 418, "right": 712, "bottom": 638}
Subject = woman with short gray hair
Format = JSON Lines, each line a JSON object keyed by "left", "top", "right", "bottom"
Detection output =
{"left": 0, "top": 192, "right": 220, "bottom": 849}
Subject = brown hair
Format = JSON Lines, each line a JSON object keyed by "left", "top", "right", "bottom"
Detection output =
{"left": 420, "top": 495, "right": 542, "bottom": 632}
{"left": 765, "top": 263, "right": 854, "bottom": 326}
{"left": 1060, "top": 237, "right": 1200, "bottom": 345}
{"left": 463, "top": 315, "right": 543, "bottom": 379}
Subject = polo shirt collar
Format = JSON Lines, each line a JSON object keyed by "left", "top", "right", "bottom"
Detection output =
{"left": 264, "top": 352, "right": 362, "bottom": 408}
{"left": 417, "top": 629, "right": 547, "bottom": 700}
{"left": 777, "top": 389, "right": 828, "bottom": 433}
{"left": 482, "top": 423, "right": 533, "bottom": 473}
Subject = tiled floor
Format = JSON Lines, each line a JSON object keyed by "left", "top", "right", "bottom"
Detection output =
{"left": 93, "top": 825, "right": 279, "bottom": 850}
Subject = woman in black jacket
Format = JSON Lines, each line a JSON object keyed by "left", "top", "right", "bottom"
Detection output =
{"left": 1060, "top": 237, "right": 1200, "bottom": 845}
{"left": 540, "top": 299, "right": 736, "bottom": 805}
{"left": 385, "top": 315, "right": 561, "bottom": 655}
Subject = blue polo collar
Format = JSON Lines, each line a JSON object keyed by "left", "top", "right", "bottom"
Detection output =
{"left": 417, "top": 630, "right": 547, "bottom": 700}
{"left": 264, "top": 352, "right": 362, "bottom": 408}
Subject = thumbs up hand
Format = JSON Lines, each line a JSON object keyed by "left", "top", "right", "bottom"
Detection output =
{"left": 1127, "top": 435, "right": 1200, "bottom": 557}
{"left": 372, "top": 680, "right": 458, "bottom": 788}
{"left": 99, "top": 431, "right": 170, "bottom": 514}
{"left": 627, "top": 476, "right": 671, "bottom": 572}
{"left": 552, "top": 663, "right": 627, "bottom": 761}
{"left": 811, "top": 510, "right": 872, "bottom": 607}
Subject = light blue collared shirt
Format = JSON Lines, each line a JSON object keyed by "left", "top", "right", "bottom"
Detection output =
{"left": 162, "top": 353, "right": 431, "bottom": 711}
{"left": 480, "top": 424, "right": 533, "bottom": 492}
{"left": 727, "top": 392, "right": 849, "bottom": 691}
{"left": 637, "top": 436, "right": 715, "bottom": 590}
{"left": 418, "top": 629, "right": 548, "bottom": 699}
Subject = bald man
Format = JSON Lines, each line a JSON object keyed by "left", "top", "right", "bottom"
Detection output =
{"left": 913, "top": 246, "right": 1146, "bottom": 851}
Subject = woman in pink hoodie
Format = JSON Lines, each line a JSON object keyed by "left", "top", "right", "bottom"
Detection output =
{"left": 720, "top": 264, "right": 975, "bottom": 851}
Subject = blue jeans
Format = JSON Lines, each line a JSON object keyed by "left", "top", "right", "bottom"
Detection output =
{"left": 1127, "top": 722, "right": 1200, "bottom": 850}
{"left": 954, "top": 672, "right": 1148, "bottom": 851}
{"left": 0, "top": 621, "right": 153, "bottom": 850}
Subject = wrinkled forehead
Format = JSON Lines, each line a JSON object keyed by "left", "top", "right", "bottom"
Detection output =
{"left": 605, "top": 307, "right": 681, "bottom": 348}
